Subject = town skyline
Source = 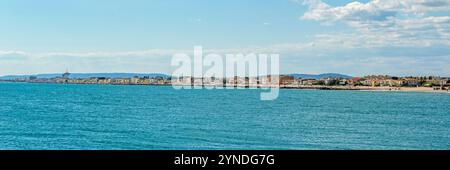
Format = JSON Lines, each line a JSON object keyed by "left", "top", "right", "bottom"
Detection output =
{"left": 1, "top": 71, "right": 450, "bottom": 79}
{"left": 3, "top": 70, "right": 449, "bottom": 93}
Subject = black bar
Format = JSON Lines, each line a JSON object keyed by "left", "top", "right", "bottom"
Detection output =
{"left": 0, "top": 150, "right": 448, "bottom": 169}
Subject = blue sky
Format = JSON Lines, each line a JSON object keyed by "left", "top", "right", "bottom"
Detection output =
{"left": 0, "top": 0, "right": 449, "bottom": 76}
{"left": 0, "top": 0, "right": 327, "bottom": 51}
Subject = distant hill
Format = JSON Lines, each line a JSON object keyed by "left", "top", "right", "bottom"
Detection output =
{"left": 0, "top": 73, "right": 170, "bottom": 80}
{"left": 288, "top": 73, "right": 353, "bottom": 79}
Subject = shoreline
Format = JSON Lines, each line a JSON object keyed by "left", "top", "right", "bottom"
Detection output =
{"left": 2, "top": 81, "right": 449, "bottom": 93}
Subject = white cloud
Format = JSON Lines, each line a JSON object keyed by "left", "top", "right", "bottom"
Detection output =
{"left": 302, "top": 0, "right": 450, "bottom": 22}
{"left": 301, "top": 0, "right": 450, "bottom": 48}
{"left": 1, "top": 42, "right": 450, "bottom": 77}
{"left": 0, "top": 50, "right": 179, "bottom": 75}
{"left": 188, "top": 18, "right": 203, "bottom": 23}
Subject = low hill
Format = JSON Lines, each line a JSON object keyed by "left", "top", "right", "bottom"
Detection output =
{"left": 288, "top": 73, "right": 353, "bottom": 79}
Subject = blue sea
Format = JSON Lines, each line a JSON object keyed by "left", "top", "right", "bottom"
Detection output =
{"left": 0, "top": 82, "right": 449, "bottom": 150}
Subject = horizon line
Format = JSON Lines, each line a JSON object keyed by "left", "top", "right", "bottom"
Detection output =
{"left": 1, "top": 72, "right": 450, "bottom": 78}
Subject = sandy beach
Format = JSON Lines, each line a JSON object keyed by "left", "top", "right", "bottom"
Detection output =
{"left": 356, "top": 86, "right": 450, "bottom": 93}
{"left": 173, "top": 83, "right": 450, "bottom": 93}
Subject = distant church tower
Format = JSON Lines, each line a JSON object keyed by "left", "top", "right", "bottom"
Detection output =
{"left": 62, "top": 69, "right": 71, "bottom": 78}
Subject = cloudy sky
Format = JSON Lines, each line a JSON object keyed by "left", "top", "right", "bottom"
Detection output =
{"left": 0, "top": 0, "right": 449, "bottom": 76}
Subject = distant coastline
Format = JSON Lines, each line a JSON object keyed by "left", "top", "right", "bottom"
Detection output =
{"left": 1, "top": 72, "right": 449, "bottom": 93}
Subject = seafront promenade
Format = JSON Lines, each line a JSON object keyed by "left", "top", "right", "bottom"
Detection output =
{"left": 173, "top": 84, "right": 450, "bottom": 93}
{"left": 2, "top": 72, "right": 450, "bottom": 93}
{"left": 3, "top": 79, "right": 449, "bottom": 93}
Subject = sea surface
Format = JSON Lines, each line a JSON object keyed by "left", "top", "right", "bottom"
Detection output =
{"left": 0, "top": 82, "right": 449, "bottom": 150}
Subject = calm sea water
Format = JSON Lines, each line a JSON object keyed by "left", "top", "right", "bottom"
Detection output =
{"left": 0, "top": 82, "right": 448, "bottom": 150}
